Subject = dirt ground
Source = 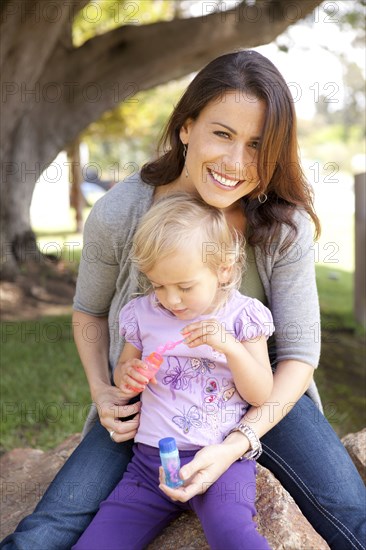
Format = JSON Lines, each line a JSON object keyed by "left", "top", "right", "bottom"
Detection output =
{"left": 0, "top": 262, "right": 76, "bottom": 321}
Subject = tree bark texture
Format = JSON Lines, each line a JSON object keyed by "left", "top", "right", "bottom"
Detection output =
{"left": 0, "top": 0, "right": 322, "bottom": 279}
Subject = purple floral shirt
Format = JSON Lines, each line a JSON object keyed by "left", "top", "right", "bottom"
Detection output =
{"left": 119, "top": 290, "right": 274, "bottom": 450}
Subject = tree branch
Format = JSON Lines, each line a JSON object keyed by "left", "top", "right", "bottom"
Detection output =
{"left": 70, "top": 0, "right": 322, "bottom": 84}
{"left": 0, "top": 0, "right": 89, "bottom": 146}
{"left": 37, "top": 0, "right": 321, "bottom": 150}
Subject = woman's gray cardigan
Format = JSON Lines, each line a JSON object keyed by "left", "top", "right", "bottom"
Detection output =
{"left": 73, "top": 174, "right": 322, "bottom": 435}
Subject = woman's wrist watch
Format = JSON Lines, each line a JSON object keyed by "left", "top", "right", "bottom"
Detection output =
{"left": 226, "top": 423, "right": 263, "bottom": 460}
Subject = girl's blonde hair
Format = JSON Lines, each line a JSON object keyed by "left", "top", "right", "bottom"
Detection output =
{"left": 131, "top": 193, "right": 246, "bottom": 303}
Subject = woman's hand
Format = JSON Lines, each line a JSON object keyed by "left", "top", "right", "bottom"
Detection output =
{"left": 92, "top": 382, "right": 141, "bottom": 443}
{"left": 182, "top": 318, "right": 235, "bottom": 355}
{"left": 158, "top": 439, "right": 246, "bottom": 502}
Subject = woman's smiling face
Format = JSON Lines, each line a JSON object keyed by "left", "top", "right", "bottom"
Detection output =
{"left": 179, "top": 91, "right": 266, "bottom": 210}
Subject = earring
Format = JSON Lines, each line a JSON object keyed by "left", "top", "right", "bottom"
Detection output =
{"left": 183, "top": 143, "right": 189, "bottom": 178}
{"left": 258, "top": 193, "right": 268, "bottom": 204}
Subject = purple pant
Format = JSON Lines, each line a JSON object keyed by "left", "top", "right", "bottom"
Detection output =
{"left": 73, "top": 444, "right": 269, "bottom": 550}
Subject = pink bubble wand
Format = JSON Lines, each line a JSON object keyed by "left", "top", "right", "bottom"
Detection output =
{"left": 156, "top": 338, "right": 185, "bottom": 355}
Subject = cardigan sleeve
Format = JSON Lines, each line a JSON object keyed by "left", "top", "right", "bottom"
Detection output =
{"left": 262, "top": 210, "right": 321, "bottom": 368}
{"left": 73, "top": 175, "right": 154, "bottom": 317}
{"left": 73, "top": 197, "right": 121, "bottom": 316}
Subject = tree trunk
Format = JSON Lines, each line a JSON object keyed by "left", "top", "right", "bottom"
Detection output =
{"left": 0, "top": 0, "right": 322, "bottom": 279}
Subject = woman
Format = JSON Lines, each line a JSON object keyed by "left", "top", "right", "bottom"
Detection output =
{"left": 2, "top": 50, "right": 365, "bottom": 550}
{"left": 73, "top": 193, "right": 274, "bottom": 549}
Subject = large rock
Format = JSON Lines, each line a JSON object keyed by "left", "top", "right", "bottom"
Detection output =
{"left": 5, "top": 431, "right": 359, "bottom": 548}
{"left": 148, "top": 464, "right": 330, "bottom": 550}
{"left": 1, "top": 434, "right": 81, "bottom": 540}
{"left": 342, "top": 428, "right": 366, "bottom": 483}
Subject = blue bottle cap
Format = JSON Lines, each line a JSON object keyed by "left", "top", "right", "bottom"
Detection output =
{"left": 159, "top": 437, "right": 177, "bottom": 453}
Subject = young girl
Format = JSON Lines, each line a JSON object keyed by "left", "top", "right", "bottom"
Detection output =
{"left": 73, "top": 193, "right": 274, "bottom": 550}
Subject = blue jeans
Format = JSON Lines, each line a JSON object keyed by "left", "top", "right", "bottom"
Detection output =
{"left": 1, "top": 396, "right": 365, "bottom": 550}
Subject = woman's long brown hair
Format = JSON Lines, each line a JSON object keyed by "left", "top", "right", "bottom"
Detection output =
{"left": 141, "top": 50, "right": 321, "bottom": 251}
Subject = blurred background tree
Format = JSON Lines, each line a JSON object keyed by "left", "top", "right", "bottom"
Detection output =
{"left": 0, "top": 0, "right": 322, "bottom": 280}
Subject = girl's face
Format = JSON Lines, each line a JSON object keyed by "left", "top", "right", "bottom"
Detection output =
{"left": 146, "top": 248, "right": 229, "bottom": 320}
{"left": 179, "top": 91, "right": 266, "bottom": 211}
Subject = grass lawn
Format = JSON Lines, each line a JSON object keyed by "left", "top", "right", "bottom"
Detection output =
{"left": 315, "top": 264, "right": 356, "bottom": 330}
{"left": 314, "top": 266, "right": 366, "bottom": 437}
{"left": 1, "top": 316, "right": 91, "bottom": 453}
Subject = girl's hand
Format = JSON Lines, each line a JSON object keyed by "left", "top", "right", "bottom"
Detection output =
{"left": 92, "top": 382, "right": 141, "bottom": 443}
{"left": 114, "top": 358, "right": 156, "bottom": 396}
{"left": 158, "top": 443, "right": 239, "bottom": 502}
{"left": 182, "top": 319, "right": 235, "bottom": 355}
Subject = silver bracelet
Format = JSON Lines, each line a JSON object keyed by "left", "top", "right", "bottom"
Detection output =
{"left": 226, "top": 423, "right": 262, "bottom": 460}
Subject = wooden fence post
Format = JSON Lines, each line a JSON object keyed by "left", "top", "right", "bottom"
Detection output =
{"left": 66, "top": 139, "right": 84, "bottom": 233}
{"left": 354, "top": 172, "right": 366, "bottom": 328}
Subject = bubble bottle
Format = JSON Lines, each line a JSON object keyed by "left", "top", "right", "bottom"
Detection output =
{"left": 159, "top": 437, "right": 183, "bottom": 488}
{"left": 136, "top": 339, "right": 184, "bottom": 383}
{"left": 136, "top": 351, "right": 163, "bottom": 381}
